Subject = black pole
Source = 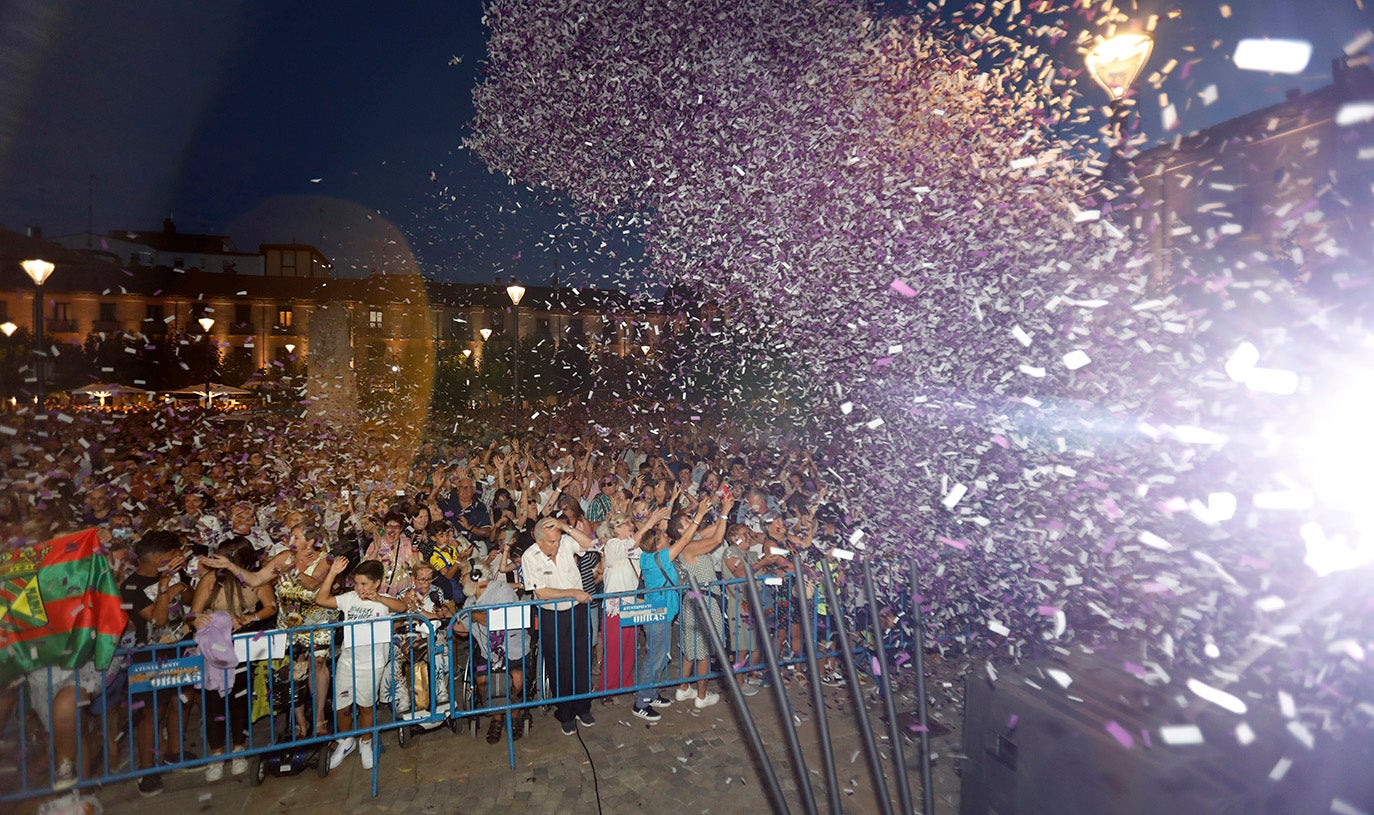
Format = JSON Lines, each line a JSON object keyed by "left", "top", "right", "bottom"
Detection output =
{"left": 740, "top": 558, "right": 819, "bottom": 815}
{"left": 864, "top": 558, "right": 913, "bottom": 815}
{"left": 512, "top": 305, "right": 520, "bottom": 429}
{"left": 910, "top": 557, "right": 935, "bottom": 815}
{"left": 32, "top": 282, "right": 44, "bottom": 410}
{"left": 820, "top": 562, "right": 893, "bottom": 815}
{"left": 791, "top": 551, "right": 842, "bottom": 815}
{"left": 683, "top": 570, "right": 793, "bottom": 815}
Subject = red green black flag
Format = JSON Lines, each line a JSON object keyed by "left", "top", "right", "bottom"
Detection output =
{"left": 0, "top": 529, "right": 128, "bottom": 684}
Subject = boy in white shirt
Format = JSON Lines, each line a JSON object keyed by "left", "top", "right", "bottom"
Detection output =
{"left": 314, "top": 557, "right": 407, "bottom": 770}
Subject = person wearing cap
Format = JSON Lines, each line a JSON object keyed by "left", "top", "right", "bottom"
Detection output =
{"left": 521, "top": 515, "right": 597, "bottom": 736}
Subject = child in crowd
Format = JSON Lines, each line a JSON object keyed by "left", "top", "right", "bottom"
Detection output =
{"left": 120, "top": 529, "right": 192, "bottom": 797}
{"left": 313, "top": 557, "right": 407, "bottom": 770}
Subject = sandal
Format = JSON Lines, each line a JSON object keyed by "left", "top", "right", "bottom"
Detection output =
{"left": 485, "top": 717, "right": 504, "bottom": 744}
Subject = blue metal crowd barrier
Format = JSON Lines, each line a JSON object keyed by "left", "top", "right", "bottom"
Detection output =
{"left": 2, "top": 573, "right": 842, "bottom": 802}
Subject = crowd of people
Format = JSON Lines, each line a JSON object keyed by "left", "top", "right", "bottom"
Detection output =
{"left": 0, "top": 401, "right": 854, "bottom": 799}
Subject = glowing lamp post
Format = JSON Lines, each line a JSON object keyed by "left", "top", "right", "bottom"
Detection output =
{"left": 0, "top": 322, "right": 15, "bottom": 337}
{"left": 1084, "top": 33, "right": 1152, "bottom": 194}
{"left": 21, "top": 259, "right": 54, "bottom": 409}
{"left": 506, "top": 282, "right": 526, "bottom": 423}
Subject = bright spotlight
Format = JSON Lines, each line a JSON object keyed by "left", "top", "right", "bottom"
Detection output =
{"left": 1297, "top": 372, "right": 1374, "bottom": 574}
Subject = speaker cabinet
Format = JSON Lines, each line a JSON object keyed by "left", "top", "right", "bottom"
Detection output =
{"left": 958, "top": 652, "right": 1374, "bottom": 815}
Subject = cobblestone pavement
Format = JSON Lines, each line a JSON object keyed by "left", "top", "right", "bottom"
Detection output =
{"left": 78, "top": 672, "right": 964, "bottom": 815}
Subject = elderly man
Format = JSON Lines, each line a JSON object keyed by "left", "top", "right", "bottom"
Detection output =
{"left": 520, "top": 516, "right": 596, "bottom": 736}
{"left": 224, "top": 499, "right": 278, "bottom": 556}
{"left": 437, "top": 472, "right": 492, "bottom": 554}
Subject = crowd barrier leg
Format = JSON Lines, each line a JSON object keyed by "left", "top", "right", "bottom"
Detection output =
{"left": 820, "top": 563, "right": 893, "bottom": 815}
{"left": 791, "top": 552, "right": 842, "bottom": 815}
{"left": 739, "top": 558, "right": 817, "bottom": 815}
{"left": 910, "top": 555, "right": 935, "bottom": 815}
{"left": 863, "top": 558, "right": 913, "bottom": 815}
{"left": 683, "top": 570, "right": 792, "bottom": 815}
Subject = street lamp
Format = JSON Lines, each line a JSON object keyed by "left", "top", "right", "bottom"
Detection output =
{"left": 21, "top": 259, "right": 54, "bottom": 409}
{"left": 0, "top": 322, "right": 15, "bottom": 337}
{"left": 1084, "top": 32, "right": 1153, "bottom": 195}
{"left": 479, "top": 327, "right": 492, "bottom": 342}
{"left": 198, "top": 316, "right": 215, "bottom": 333}
{"left": 506, "top": 282, "right": 525, "bottom": 423}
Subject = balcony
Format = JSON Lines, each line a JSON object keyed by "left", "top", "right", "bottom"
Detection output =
{"left": 92, "top": 320, "right": 123, "bottom": 333}
{"left": 47, "top": 319, "right": 78, "bottom": 334}
{"left": 228, "top": 322, "right": 255, "bottom": 335}
{"left": 271, "top": 323, "right": 297, "bottom": 335}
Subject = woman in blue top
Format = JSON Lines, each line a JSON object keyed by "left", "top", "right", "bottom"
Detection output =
{"left": 632, "top": 489, "right": 735, "bottom": 723}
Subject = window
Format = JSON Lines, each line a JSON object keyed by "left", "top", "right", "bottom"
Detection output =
{"left": 99, "top": 302, "right": 117, "bottom": 322}
{"left": 52, "top": 302, "right": 71, "bottom": 322}
{"left": 369, "top": 309, "right": 383, "bottom": 329}
{"left": 145, "top": 304, "right": 164, "bottom": 323}
{"left": 234, "top": 304, "right": 252, "bottom": 326}
{"left": 0, "top": 300, "right": 7, "bottom": 321}
{"left": 277, "top": 307, "right": 293, "bottom": 328}
{"left": 536, "top": 317, "right": 552, "bottom": 338}
{"left": 281, "top": 252, "right": 297, "bottom": 275}
{"left": 567, "top": 319, "right": 585, "bottom": 339}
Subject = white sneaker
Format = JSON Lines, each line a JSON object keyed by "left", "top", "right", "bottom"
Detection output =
{"left": 230, "top": 757, "right": 249, "bottom": 776}
{"left": 53, "top": 759, "right": 77, "bottom": 791}
{"left": 674, "top": 687, "right": 697, "bottom": 702}
{"left": 328, "top": 737, "right": 357, "bottom": 770}
{"left": 358, "top": 739, "right": 374, "bottom": 770}
{"left": 205, "top": 761, "right": 224, "bottom": 782}
{"left": 694, "top": 691, "right": 720, "bottom": 709}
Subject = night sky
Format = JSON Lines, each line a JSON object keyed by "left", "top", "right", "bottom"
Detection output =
{"left": 0, "top": 0, "right": 1366, "bottom": 287}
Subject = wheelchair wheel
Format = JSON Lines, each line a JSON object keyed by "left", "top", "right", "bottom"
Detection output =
{"left": 398, "top": 724, "right": 412, "bottom": 749}
{"left": 316, "top": 745, "right": 331, "bottom": 778}
{"left": 249, "top": 755, "right": 268, "bottom": 787}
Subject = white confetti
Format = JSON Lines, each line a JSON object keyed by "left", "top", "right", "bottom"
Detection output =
{"left": 1159, "top": 724, "right": 1204, "bottom": 746}
{"left": 1188, "top": 678, "right": 1248, "bottom": 714}
{"left": 1233, "top": 38, "right": 1312, "bottom": 74}
{"left": 1062, "top": 350, "right": 1091, "bottom": 370}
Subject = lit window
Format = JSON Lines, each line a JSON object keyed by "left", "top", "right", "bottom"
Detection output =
{"left": 369, "top": 310, "right": 383, "bottom": 329}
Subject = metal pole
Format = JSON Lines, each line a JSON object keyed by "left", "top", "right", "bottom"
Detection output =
{"left": 791, "top": 551, "right": 842, "bottom": 815}
{"left": 684, "top": 570, "right": 793, "bottom": 815}
{"left": 820, "top": 562, "right": 893, "bottom": 815}
{"left": 740, "top": 559, "right": 818, "bottom": 815}
{"left": 512, "top": 306, "right": 520, "bottom": 428}
{"left": 32, "top": 282, "right": 44, "bottom": 410}
{"left": 864, "top": 558, "right": 913, "bottom": 815}
{"left": 910, "top": 557, "right": 935, "bottom": 815}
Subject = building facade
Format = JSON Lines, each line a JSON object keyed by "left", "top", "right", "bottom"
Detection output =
{"left": 1133, "top": 55, "right": 1374, "bottom": 291}
{"left": 0, "top": 226, "right": 665, "bottom": 392}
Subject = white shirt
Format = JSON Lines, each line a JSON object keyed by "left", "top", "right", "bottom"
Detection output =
{"left": 335, "top": 591, "right": 395, "bottom": 656}
{"left": 520, "top": 534, "right": 585, "bottom": 611}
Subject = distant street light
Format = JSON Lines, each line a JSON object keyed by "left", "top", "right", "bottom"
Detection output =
{"left": 198, "top": 316, "right": 215, "bottom": 333}
{"left": 1084, "top": 32, "right": 1153, "bottom": 195}
{"left": 21, "top": 259, "right": 55, "bottom": 409}
{"left": 506, "top": 282, "right": 526, "bottom": 424}
{"left": 285, "top": 343, "right": 296, "bottom": 354}
{"left": 0, "top": 322, "right": 15, "bottom": 337}
{"left": 479, "top": 327, "right": 492, "bottom": 341}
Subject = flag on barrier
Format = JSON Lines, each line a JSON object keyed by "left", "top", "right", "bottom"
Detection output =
{"left": 0, "top": 528, "right": 128, "bottom": 683}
